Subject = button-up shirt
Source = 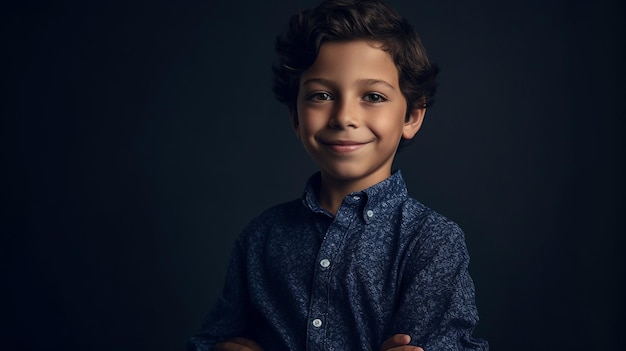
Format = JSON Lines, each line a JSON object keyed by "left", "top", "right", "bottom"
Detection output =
{"left": 189, "top": 171, "right": 488, "bottom": 350}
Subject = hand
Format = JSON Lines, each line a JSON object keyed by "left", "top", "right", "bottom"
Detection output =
{"left": 215, "top": 337, "right": 264, "bottom": 351}
{"left": 380, "top": 334, "right": 424, "bottom": 351}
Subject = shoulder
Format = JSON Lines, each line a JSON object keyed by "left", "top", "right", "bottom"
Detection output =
{"left": 399, "top": 197, "right": 467, "bottom": 254}
{"left": 238, "top": 199, "right": 306, "bottom": 240}
{"left": 401, "top": 197, "right": 464, "bottom": 236}
{"left": 398, "top": 197, "right": 472, "bottom": 276}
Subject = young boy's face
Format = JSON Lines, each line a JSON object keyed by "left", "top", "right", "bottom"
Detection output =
{"left": 293, "top": 40, "right": 424, "bottom": 190}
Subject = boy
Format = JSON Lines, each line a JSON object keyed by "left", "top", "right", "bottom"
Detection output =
{"left": 189, "top": 0, "right": 488, "bottom": 350}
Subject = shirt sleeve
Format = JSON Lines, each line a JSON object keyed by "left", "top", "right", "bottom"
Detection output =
{"left": 188, "top": 237, "right": 251, "bottom": 351}
{"left": 388, "top": 219, "right": 489, "bottom": 350}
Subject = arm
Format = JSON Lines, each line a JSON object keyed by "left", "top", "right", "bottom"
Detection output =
{"left": 386, "top": 222, "right": 488, "bottom": 350}
{"left": 188, "top": 238, "right": 254, "bottom": 351}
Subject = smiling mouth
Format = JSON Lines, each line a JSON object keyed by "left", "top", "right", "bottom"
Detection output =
{"left": 320, "top": 140, "right": 370, "bottom": 154}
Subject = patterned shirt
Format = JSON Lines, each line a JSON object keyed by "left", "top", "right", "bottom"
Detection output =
{"left": 189, "top": 171, "right": 488, "bottom": 351}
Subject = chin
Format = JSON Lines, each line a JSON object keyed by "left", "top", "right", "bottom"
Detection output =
{"left": 322, "top": 165, "right": 375, "bottom": 182}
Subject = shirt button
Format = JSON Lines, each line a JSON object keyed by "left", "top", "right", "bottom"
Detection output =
{"left": 312, "top": 318, "right": 322, "bottom": 328}
{"left": 353, "top": 195, "right": 360, "bottom": 200}
{"left": 320, "top": 259, "right": 331, "bottom": 268}
{"left": 366, "top": 210, "right": 374, "bottom": 218}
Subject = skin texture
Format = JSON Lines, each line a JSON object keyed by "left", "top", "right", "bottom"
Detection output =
{"left": 292, "top": 40, "right": 425, "bottom": 215}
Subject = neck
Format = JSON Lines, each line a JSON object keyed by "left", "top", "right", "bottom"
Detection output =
{"left": 318, "top": 170, "right": 391, "bottom": 215}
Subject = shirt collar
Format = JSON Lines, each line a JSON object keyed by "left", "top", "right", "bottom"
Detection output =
{"left": 301, "top": 171, "right": 409, "bottom": 222}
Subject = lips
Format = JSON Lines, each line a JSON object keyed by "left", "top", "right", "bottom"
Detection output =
{"left": 319, "top": 139, "right": 370, "bottom": 154}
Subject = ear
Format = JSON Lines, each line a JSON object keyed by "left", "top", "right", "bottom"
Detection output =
{"left": 402, "top": 107, "right": 426, "bottom": 140}
{"left": 289, "top": 105, "right": 300, "bottom": 136}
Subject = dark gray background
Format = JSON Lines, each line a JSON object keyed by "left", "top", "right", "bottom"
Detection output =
{"left": 3, "top": 0, "right": 624, "bottom": 350}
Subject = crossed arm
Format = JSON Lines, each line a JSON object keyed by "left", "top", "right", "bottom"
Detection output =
{"left": 191, "top": 221, "right": 485, "bottom": 351}
{"left": 215, "top": 334, "right": 424, "bottom": 351}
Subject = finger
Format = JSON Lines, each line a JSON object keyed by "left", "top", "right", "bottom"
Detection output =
{"left": 215, "top": 337, "right": 264, "bottom": 351}
{"left": 387, "top": 347, "right": 424, "bottom": 351}
{"left": 380, "top": 334, "right": 411, "bottom": 351}
{"left": 215, "top": 341, "right": 250, "bottom": 351}
{"left": 214, "top": 341, "right": 240, "bottom": 351}
{"left": 230, "top": 337, "right": 264, "bottom": 351}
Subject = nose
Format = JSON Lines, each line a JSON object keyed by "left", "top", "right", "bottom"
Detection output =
{"left": 329, "top": 98, "right": 359, "bottom": 129}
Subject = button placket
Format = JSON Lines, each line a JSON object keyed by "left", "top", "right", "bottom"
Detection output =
{"left": 307, "top": 201, "right": 359, "bottom": 348}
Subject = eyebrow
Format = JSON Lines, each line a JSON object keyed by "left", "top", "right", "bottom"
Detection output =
{"left": 302, "top": 78, "right": 397, "bottom": 90}
{"left": 356, "top": 79, "right": 397, "bottom": 91}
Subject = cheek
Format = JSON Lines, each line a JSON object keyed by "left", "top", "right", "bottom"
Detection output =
{"left": 370, "top": 113, "right": 405, "bottom": 138}
{"left": 298, "top": 110, "right": 326, "bottom": 136}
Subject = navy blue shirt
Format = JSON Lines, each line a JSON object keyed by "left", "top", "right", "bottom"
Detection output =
{"left": 189, "top": 171, "right": 488, "bottom": 350}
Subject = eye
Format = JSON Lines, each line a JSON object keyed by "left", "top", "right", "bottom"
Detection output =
{"left": 363, "top": 93, "right": 387, "bottom": 103}
{"left": 307, "top": 92, "right": 333, "bottom": 101}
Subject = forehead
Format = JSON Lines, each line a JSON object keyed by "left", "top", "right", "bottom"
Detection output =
{"left": 300, "top": 40, "right": 400, "bottom": 87}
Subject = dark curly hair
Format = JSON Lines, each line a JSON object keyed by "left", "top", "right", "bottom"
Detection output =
{"left": 272, "top": 0, "right": 439, "bottom": 148}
